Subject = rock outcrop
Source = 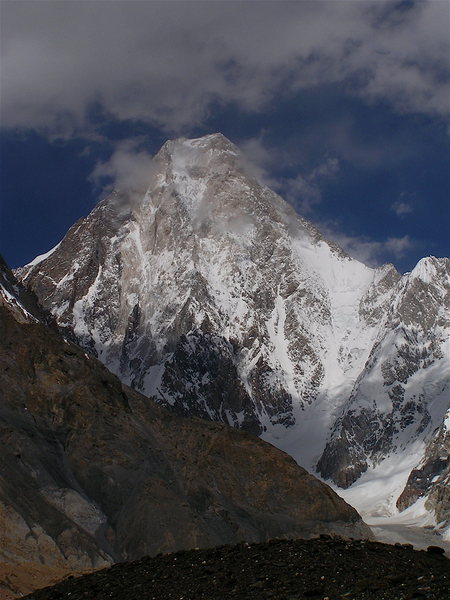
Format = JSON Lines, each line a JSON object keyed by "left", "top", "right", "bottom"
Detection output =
{"left": 397, "top": 412, "right": 450, "bottom": 531}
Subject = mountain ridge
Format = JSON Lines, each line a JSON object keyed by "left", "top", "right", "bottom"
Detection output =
{"left": 16, "top": 133, "right": 450, "bottom": 538}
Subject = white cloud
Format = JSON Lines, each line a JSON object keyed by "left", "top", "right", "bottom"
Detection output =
{"left": 318, "top": 223, "right": 415, "bottom": 267}
{"left": 89, "top": 139, "right": 155, "bottom": 196}
{"left": 239, "top": 136, "right": 279, "bottom": 188}
{"left": 240, "top": 135, "right": 339, "bottom": 214}
{"left": 309, "top": 158, "right": 340, "bottom": 180}
{"left": 282, "top": 158, "right": 340, "bottom": 215}
{"left": 391, "top": 199, "right": 413, "bottom": 216}
{"left": 1, "top": 1, "right": 448, "bottom": 136}
{"left": 384, "top": 235, "right": 414, "bottom": 257}
{"left": 282, "top": 174, "right": 323, "bottom": 214}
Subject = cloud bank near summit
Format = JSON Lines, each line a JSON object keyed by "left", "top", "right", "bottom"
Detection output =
{"left": 2, "top": 1, "right": 448, "bottom": 137}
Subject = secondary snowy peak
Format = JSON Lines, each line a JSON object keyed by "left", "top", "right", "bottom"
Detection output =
{"left": 408, "top": 256, "right": 449, "bottom": 283}
{"left": 318, "top": 257, "right": 450, "bottom": 486}
{"left": 17, "top": 134, "right": 450, "bottom": 534}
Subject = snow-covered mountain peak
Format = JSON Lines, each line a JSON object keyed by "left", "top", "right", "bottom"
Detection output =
{"left": 15, "top": 133, "right": 450, "bottom": 536}
{"left": 154, "top": 133, "right": 241, "bottom": 184}
{"left": 161, "top": 132, "right": 238, "bottom": 155}
{"left": 17, "top": 134, "right": 385, "bottom": 421}
{"left": 407, "top": 256, "right": 450, "bottom": 285}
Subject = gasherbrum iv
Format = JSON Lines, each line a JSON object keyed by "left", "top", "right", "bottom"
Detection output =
{"left": 17, "top": 134, "right": 450, "bottom": 537}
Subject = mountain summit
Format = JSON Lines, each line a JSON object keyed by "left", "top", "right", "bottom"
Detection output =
{"left": 17, "top": 134, "right": 450, "bottom": 536}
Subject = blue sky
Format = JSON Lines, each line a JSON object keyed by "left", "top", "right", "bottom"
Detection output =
{"left": 1, "top": 0, "right": 449, "bottom": 273}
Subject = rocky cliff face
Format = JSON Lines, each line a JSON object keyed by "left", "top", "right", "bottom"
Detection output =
{"left": 0, "top": 262, "right": 372, "bottom": 596}
{"left": 397, "top": 410, "right": 450, "bottom": 533}
{"left": 16, "top": 133, "right": 450, "bottom": 535}
{"left": 317, "top": 257, "right": 450, "bottom": 488}
{"left": 0, "top": 254, "right": 47, "bottom": 324}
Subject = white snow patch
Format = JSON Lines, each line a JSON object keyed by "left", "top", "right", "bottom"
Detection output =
{"left": 334, "top": 442, "right": 426, "bottom": 520}
{"left": 266, "top": 294, "right": 298, "bottom": 398}
{"left": 26, "top": 241, "right": 62, "bottom": 269}
{"left": 142, "top": 362, "right": 171, "bottom": 404}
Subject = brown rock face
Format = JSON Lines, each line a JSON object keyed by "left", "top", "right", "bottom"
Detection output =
{"left": 0, "top": 280, "right": 372, "bottom": 596}
{"left": 0, "top": 254, "right": 47, "bottom": 324}
{"left": 397, "top": 420, "right": 450, "bottom": 526}
{"left": 0, "top": 563, "right": 93, "bottom": 600}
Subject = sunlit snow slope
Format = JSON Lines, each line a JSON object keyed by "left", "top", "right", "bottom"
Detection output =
{"left": 17, "top": 134, "right": 450, "bottom": 535}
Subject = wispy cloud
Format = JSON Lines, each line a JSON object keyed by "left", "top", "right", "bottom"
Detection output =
{"left": 239, "top": 136, "right": 280, "bottom": 189}
{"left": 318, "top": 222, "right": 415, "bottom": 267}
{"left": 281, "top": 157, "right": 340, "bottom": 214}
{"left": 241, "top": 135, "right": 339, "bottom": 214}
{"left": 89, "top": 139, "right": 155, "bottom": 197}
{"left": 384, "top": 235, "right": 414, "bottom": 257}
{"left": 391, "top": 200, "right": 413, "bottom": 216}
{"left": 391, "top": 192, "right": 414, "bottom": 217}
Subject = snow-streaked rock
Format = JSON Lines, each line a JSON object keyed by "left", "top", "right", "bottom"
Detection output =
{"left": 17, "top": 133, "right": 450, "bottom": 533}
{"left": 317, "top": 256, "right": 450, "bottom": 486}
{"left": 0, "top": 274, "right": 373, "bottom": 590}
{"left": 397, "top": 407, "right": 450, "bottom": 539}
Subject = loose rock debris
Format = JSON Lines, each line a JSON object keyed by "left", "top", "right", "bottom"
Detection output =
{"left": 24, "top": 537, "right": 450, "bottom": 600}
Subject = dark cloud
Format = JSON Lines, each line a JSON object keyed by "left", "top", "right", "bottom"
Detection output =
{"left": 1, "top": 1, "right": 448, "bottom": 137}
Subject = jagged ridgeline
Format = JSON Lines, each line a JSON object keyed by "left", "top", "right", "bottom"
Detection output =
{"left": 16, "top": 134, "right": 450, "bottom": 536}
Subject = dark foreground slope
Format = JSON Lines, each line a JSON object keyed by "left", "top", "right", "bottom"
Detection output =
{"left": 25, "top": 538, "right": 449, "bottom": 600}
{"left": 0, "top": 260, "right": 371, "bottom": 598}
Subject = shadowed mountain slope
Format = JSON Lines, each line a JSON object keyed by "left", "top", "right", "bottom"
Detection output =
{"left": 0, "top": 260, "right": 371, "bottom": 598}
